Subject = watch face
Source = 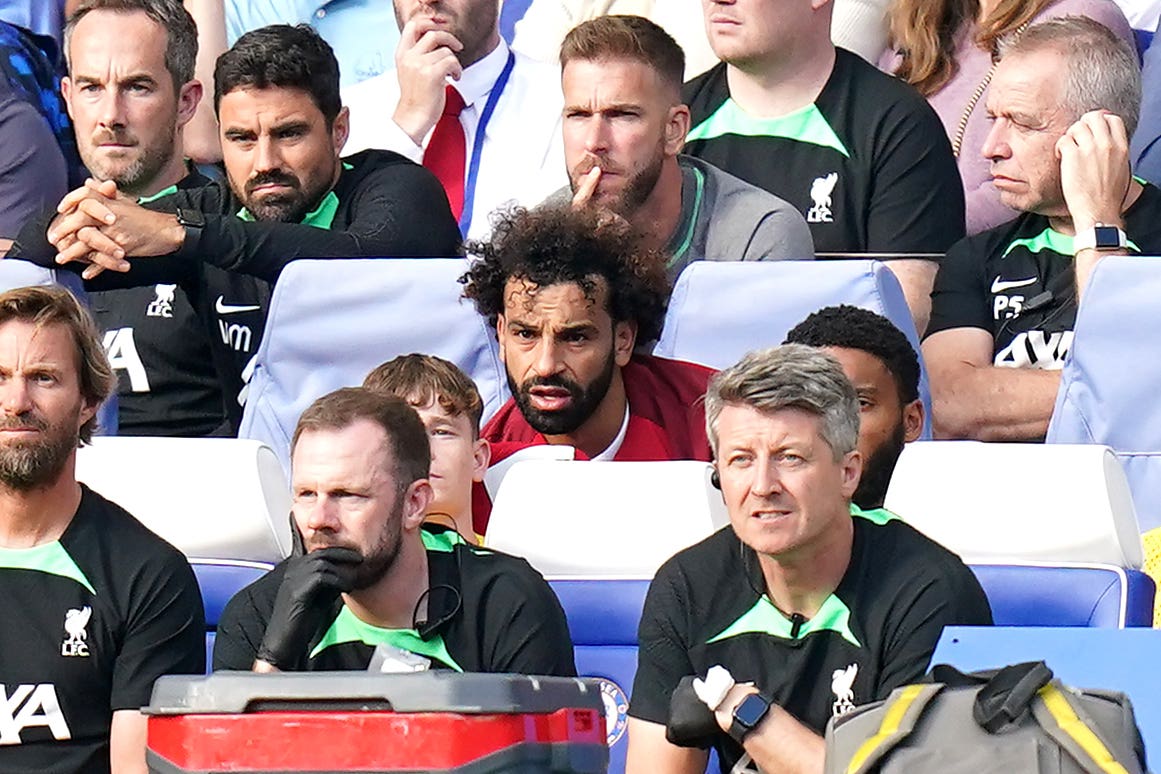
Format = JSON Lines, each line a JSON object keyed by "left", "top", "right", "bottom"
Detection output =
{"left": 176, "top": 208, "right": 206, "bottom": 228}
{"left": 1094, "top": 225, "right": 1121, "bottom": 249}
{"left": 734, "top": 694, "right": 769, "bottom": 728}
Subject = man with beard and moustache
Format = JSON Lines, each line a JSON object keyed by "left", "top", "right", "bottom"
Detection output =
{"left": 212, "top": 387, "right": 576, "bottom": 676}
{"left": 460, "top": 205, "right": 715, "bottom": 533}
{"left": 784, "top": 305, "right": 924, "bottom": 510}
{"left": 342, "top": 0, "right": 567, "bottom": 240}
{"left": 11, "top": 23, "right": 460, "bottom": 433}
{"left": 549, "top": 15, "right": 812, "bottom": 285}
{"left": 13, "top": 0, "right": 231, "bottom": 438}
{"left": 0, "top": 286, "right": 204, "bottom": 773}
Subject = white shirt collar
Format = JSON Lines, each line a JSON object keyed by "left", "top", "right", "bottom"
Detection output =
{"left": 454, "top": 37, "right": 510, "bottom": 110}
{"left": 591, "top": 404, "right": 631, "bottom": 462}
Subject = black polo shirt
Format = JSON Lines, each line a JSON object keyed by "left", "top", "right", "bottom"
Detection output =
{"left": 682, "top": 50, "right": 965, "bottom": 254}
{"left": 12, "top": 149, "right": 461, "bottom": 432}
{"left": 927, "top": 182, "right": 1161, "bottom": 369}
{"left": 630, "top": 508, "right": 991, "bottom": 773}
{"left": 213, "top": 525, "right": 577, "bottom": 676}
{"left": 0, "top": 486, "right": 205, "bottom": 774}
{"left": 91, "top": 170, "right": 229, "bottom": 437}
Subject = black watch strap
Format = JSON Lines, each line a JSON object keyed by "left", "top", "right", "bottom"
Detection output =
{"left": 175, "top": 207, "right": 206, "bottom": 229}
{"left": 174, "top": 208, "right": 205, "bottom": 256}
{"left": 728, "top": 692, "right": 772, "bottom": 744}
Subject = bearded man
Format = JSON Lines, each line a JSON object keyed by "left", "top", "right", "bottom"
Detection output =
{"left": 212, "top": 386, "right": 575, "bottom": 676}
{"left": 553, "top": 14, "right": 812, "bottom": 285}
{"left": 0, "top": 285, "right": 203, "bottom": 774}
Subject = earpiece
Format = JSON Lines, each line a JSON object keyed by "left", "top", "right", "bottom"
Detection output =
{"left": 711, "top": 469, "right": 721, "bottom": 490}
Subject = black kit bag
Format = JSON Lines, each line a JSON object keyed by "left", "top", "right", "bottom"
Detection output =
{"left": 825, "top": 661, "right": 1149, "bottom": 774}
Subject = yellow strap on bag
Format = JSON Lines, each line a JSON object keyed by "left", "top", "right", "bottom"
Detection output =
{"left": 1034, "top": 684, "right": 1131, "bottom": 774}
{"left": 845, "top": 684, "right": 941, "bottom": 774}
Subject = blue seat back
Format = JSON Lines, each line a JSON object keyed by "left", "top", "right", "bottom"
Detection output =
{"left": 1047, "top": 256, "right": 1161, "bottom": 531}
{"left": 550, "top": 579, "right": 648, "bottom": 774}
{"left": 653, "top": 260, "right": 931, "bottom": 437}
{"left": 0, "top": 260, "right": 85, "bottom": 296}
{"left": 971, "top": 563, "right": 1154, "bottom": 627}
{"left": 238, "top": 258, "right": 509, "bottom": 473}
{"left": 192, "top": 560, "right": 272, "bottom": 672}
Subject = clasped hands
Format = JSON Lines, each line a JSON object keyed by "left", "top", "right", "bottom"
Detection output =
{"left": 46, "top": 179, "right": 186, "bottom": 280}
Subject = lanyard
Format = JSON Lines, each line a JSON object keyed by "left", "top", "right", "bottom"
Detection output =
{"left": 458, "top": 51, "right": 516, "bottom": 236}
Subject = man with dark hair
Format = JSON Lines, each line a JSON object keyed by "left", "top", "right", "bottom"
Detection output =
{"left": 627, "top": 345, "right": 990, "bottom": 774}
{"left": 213, "top": 387, "right": 575, "bottom": 676}
{"left": 343, "top": 0, "right": 566, "bottom": 239}
{"left": 0, "top": 285, "right": 204, "bottom": 773}
{"left": 363, "top": 353, "right": 491, "bottom": 542}
{"left": 784, "top": 305, "right": 924, "bottom": 509}
{"left": 61, "top": 0, "right": 198, "bottom": 193}
{"left": 461, "top": 205, "right": 714, "bottom": 530}
{"left": 19, "top": 0, "right": 229, "bottom": 438}
{"left": 924, "top": 17, "right": 1161, "bottom": 441}
{"left": 553, "top": 15, "right": 812, "bottom": 283}
{"left": 12, "top": 23, "right": 460, "bottom": 433}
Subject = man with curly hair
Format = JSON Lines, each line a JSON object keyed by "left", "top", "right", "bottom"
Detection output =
{"left": 784, "top": 305, "right": 925, "bottom": 510}
{"left": 461, "top": 205, "right": 715, "bottom": 532}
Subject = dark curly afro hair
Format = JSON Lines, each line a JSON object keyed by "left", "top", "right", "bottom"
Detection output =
{"left": 783, "top": 304, "right": 920, "bottom": 404}
{"left": 461, "top": 205, "right": 669, "bottom": 343}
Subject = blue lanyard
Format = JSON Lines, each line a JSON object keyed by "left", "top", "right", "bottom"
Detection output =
{"left": 458, "top": 51, "right": 516, "bottom": 236}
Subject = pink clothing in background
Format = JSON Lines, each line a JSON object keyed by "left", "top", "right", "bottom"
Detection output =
{"left": 880, "top": 0, "right": 1134, "bottom": 235}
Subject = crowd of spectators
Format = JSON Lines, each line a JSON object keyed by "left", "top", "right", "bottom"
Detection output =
{"left": 0, "top": 0, "right": 1158, "bottom": 772}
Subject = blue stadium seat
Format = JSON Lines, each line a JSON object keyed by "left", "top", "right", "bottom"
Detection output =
{"left": 238, "top": 258, "right": 509, "bottom": 474}
{"left": 75, "top": 436, "right": 291, "bottom": 669}
{"left": 885, "top": 441, "right": 1145, "bottom": 569}
{"left": 486, "top": 460, "right": 727, "bottom": 575}
{"left": 0, "top": 258, "right": 86, "bottom": 297}
{"left": 192, "top": 560, "right": 272, "bottom": 671}
{"left": 76, "top": 437, "right": 292, "bottom": 563}
{"left": 971, "top": 564, "right": 1155, "bottom": 627}
{"left": 1048, "top": 256, "right": 1161, "bottom": 532}
{"left": 652, "top": 260, "right": 931, "bottom": 437}
{"left": 551, "top": 579, "right": 647, "bottom": 773}
{"left": 488, "top": 460, "right": 728, "bottom": 774}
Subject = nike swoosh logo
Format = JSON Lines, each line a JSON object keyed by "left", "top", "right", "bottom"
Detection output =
{"left": 990, "top": 276, "right": 1037, "bottom": 293}
{"left": 215, "top": 296, "right": 261, "bottom": 315}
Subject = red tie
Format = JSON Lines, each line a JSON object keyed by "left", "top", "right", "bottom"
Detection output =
{"left": 423, "top": 85, "right": 467, "bottom": 221}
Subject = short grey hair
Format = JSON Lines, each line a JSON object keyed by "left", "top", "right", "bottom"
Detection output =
{"left": 705, "top": 344, "right": 860, "bottom": 461}
{"left": 65, "top": 0, "right": 198, "bottom": 89}
{"left": 1004, "top": 16, "right": 1141, "bottom": 137}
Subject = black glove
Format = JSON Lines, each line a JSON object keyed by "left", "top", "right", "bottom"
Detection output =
{"left": 256, "top": 547, "right": 362, "bottom": 669}
{"left": 666, "top": 675, "right": 719, "bottom": 748}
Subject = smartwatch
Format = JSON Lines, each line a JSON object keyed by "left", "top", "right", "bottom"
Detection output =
{"left": 728, "top": 692, "right": 772, "bottom": 744}
{"left": 1073, "top": 224, "right": 1127, "bottom": 254}
{"left": 174, "top": 208, "right": 205, "bottom": 254}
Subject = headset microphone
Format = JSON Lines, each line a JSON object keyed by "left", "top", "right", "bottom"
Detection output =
{"left": 1019, "top": 290, "right": 1054, "bottom": 316}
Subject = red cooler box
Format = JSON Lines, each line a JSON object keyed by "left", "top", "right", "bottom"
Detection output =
{"left": 145, "top": 671, "right": 608, "bottom": 773}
